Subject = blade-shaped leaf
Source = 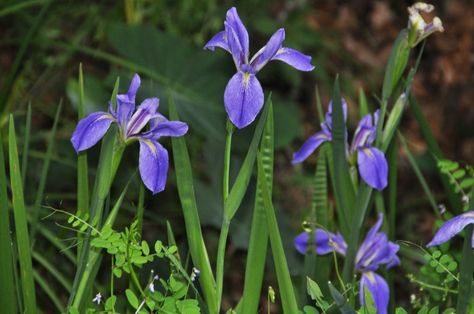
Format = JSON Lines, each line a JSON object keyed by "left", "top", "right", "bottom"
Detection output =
{"left": 257, "top": 153, "right": 299, "bottom": 314}
{"left": 328, "top": 282, "right": 356, "bottom": 314}
{"left": 241, "top": 100, "right": 274, "bottom": 314}
{"left": 9, "top": 116, "right": 37, "bottom": 313}
{"left": 170, "top": 96, "right": 217, "bottom": 313}
{"left": 0, "top": 128, "right": 16, "bottom": 313}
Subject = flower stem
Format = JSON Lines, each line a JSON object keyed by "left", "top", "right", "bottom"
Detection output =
{"left": 223, "top": 120, "right": 234, "bottom": 201}
{"left": 216, "top": 119, "right": 235, "bottom": 312}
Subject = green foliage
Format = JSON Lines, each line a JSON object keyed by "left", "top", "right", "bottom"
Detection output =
{"left": 437, "top": 159, "right": 474, "bottom": 207}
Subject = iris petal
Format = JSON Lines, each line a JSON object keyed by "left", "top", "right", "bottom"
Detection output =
{"left": 204, "top": 31, "right": 230, "bottom": 52}
{"left": 126, "top": 97, "right": 159, "bottom": 137}
{"left": 71, "top": 112, "right": 114, "bottom": 152}
{"left": 225, "top": 7, "right": 249, "bottom": 62}
{"left": 141, "top": 120, "right": 189, "bottom": 140}
{"left": 326, "top": 98, "right": 348, "bottom": 130}
{"left": 294, "top": 230, "right": 347, "bottom": 255}
{"left": 115, "top": 74, "right": 141, "bottom": 127}
{"left": 224, "top": 71, "right": 264, "bottom": 129}
{"left": 360, "top": 272, "right": 389, "bottom": 314}
{"left": 271, "top": 47, "right": 315, "bottom": 71}
{"left": 357, "top": 147, "right": 388, "bottom": 190}
{"left": 250, "top": 28, "right": 285, "bottom": 72}
{"left": 139, "top": 140, "right": 169, "bottom": 194}
{"left": 427, "top": 211, "right": 474, "bottom": 247}
{"left": 292, "top": 131, "right": 330, "bottom": 164}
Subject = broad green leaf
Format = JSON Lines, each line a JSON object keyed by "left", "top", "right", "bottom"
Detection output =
{"left": 125, "top": 289, "right": 139, "bottom": 309}
{"left": 257, "top": 153, "right": 299, "bottom": 313}
{"left": 0, "top": 128, "right": 16, "bottom": 313}
{"left": 241, "top": 100, "right": 274, "bottom": 314}
{"left": 9, "top": 116, "right": 37, "bottom": 313}
{"left": 169, "top": 96, "right": 217, "bottom": 313}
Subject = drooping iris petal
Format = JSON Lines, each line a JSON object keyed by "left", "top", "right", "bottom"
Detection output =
{"left": 250, "top": 28, "right": 285, "bottom": 72}
{"left": 115, "top": 73, "right": 141, "bottom": 127}
{"left": 204, "top": 31, "right": 230, "bottom": 52}
{"left": 385, "top": 242, "right": 401, "bottom": 269}
{"left": 357, "top": 147, "right": 388, "bottom": 190}
{"left": 294, "top": 230, "right": 347, "bottom": 255}
{"left": 427, "top": 211, "right": 474, "bottom": 247}
{"left": 71, "top": 112, "right": 114, "bottom": 152}
{"left": 139, "top": 140, "right": 169, "bottom": 194}
{"left": 224, "top": 71, "right": 264, "bottom": 129}
{"left": 126, "top": 97, "right": 159, "bottom": 137}
{"left": 271, "top": 47, "right": 315, "bottom": 72}
{"left": 292, "top": 131, "right": 330, "bottom": 164}
{"left": 360, "top": 272, "right": 389, "bottom": 314}
{"left": 225, "top": 7, "right": 249, "bottom": 62}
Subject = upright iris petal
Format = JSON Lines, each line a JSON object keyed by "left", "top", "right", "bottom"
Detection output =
{"left": 205, "top": 7, "right": 314, "bottom": 129}
{"left": 294, "top": 214, "right": 398, "bottom": 313}
{"left": 427, "top": 211, "right": 474, "bottom": 248}
{"left": 70, "top": 73, "right": 188, "bottom": 194}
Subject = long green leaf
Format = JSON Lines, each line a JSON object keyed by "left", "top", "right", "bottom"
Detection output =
{"left": 9, "top": 115, "right": 37, "bottom": 313}
{"left": 328, "top": 282, "right": 356, "bottom": 314}
{"left": 330, "top": 76, "right": 354, "bottom": 237}
{"left": 257, "top": 153, "right": 298, "bottom": 313}
{"left": 456, "top": 190, "right": 474, "bottom": 313}
{"left": 76, "top": 64, "right": 89, "bottom": 260}
{"left": 382, "top": 29, "right": 410, "bottom": 102}
{"left": 32, "top": 251, "right": 72, "bottom": 292}
{"left": 33, "top": 270, "right": 63, "bottom": 312}
{"left": 169, "top": 97, "right": 217, "bottom": 314}
{"left": 30, "top": 100, "right": 62, "bottom": 241}
{"left": 0, "top": 129, "right": 16, "bottom": 313}
{"left": 241, "top": 100, "right": 274, "bottom": 314}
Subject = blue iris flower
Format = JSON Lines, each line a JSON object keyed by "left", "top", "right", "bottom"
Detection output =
{"left": 427, "top": 211, "right": 474, "bottom": 248}
{"left": 70, "top": 74, "right": 188, "bottom": 194}
{"left": 204, "top": 7, "right": 315, "bottom": 129}
{"left": 292, "top": 99, "right": 388, "bottom": 190}
{"left": 294, "top": 214, "right": 400, "bottom": 314}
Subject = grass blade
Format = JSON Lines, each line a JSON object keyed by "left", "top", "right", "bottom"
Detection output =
{"left": 0, "top": 129, "right": 17, "bottom": 313}
{"left": 241, "top": 100, "right": 274, "bottom": 314}
{"left": 76, "top": 64, "right": 89, "bottom": 260}
{"left": 328, "top": 282, "right": 356, "bottom": 314}
{"left": 257, "top": 153, "right": 299, "bottom": 313}
{"left": 33, "top": 270, "right": 63, "bottom": 312}
{"left": 9, "top": 115, "right": 37, "bottom": 313}
{"left": 169, "top": 97, "right": 217, "bottom": 314}
{"left": 30, "top": 100, "right": 62, "bottom": 241}
{"left": 330, "top": 76, "right": 354, "bottom": 237}
{"left": 32, "top": 251, "right": 72, "bottom": 292}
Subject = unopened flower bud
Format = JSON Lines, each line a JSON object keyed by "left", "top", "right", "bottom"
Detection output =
{"left": 407, "top": 2, "right": 444, "bottom": 47}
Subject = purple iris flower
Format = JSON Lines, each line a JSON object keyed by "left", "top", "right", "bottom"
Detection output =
{"left": 204, "top": 7, "right": 314, "bottom": 129}
{"left": 70, "top": 74, "right": 188, "bottom": 194}
{"left": 427, "top": 211, "right": 474, "bottom": 248}
{"left": 292, "top": 100, "right": 388, "bottom": 190}
{"left": 294, "top": 214, "right": 400, "bottom": 314}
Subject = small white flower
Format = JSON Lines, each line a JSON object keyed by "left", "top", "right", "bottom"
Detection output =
{"left": 462, "top": 195, "right": 469, "bottom": 204}
{"left": 92, "top": 292, "right": 102, "bottom": 305}
{"left": 149, "top": 282, "right": 155, "bottom": 293}
{"left": 407, "top": 2, "right": 444, "bottom": 46}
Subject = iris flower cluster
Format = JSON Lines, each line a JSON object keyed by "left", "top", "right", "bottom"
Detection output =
{"left": 295, "top": 214, "right": 400, "bottom": 314}
{"left": 292, "top": 99, "right": 388, "bottom": 190}
{"left": 71, "top": 74, "right": 188, "bottom": 194}
{"left": 204, "top": 7, "right": 315, "bottom": 129}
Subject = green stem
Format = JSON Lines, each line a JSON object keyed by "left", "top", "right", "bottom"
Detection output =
{"left": 216, "top": 119, "right": 234, "bottom": 311}
{"left": 216, "top": 219, "right": 230, "bottom": 311}
{"left": 223, "top": 120, "right": 234, "bottom": 201}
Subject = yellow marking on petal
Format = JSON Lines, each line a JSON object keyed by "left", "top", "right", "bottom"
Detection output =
{"left": 98, "top": 114, "right": 114, "bottom": 120}
{"left": 365, "top": 272, "right": 376, "bottom": 284}
{"left": 363, "top": 148, "right": 374, "bottom": 159}
{"left": 242, "top": 72, "right": 250, "bottom": 87}
{"left": 463, "top": 212, "right": 474, "bottom": 218}
{"left": 143, "top": 140, "right": 157, "bottom": 156}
